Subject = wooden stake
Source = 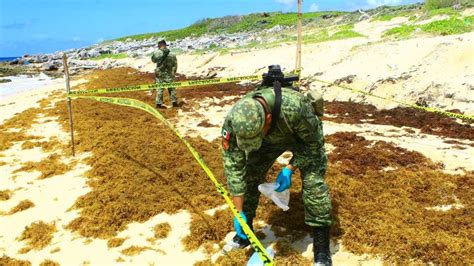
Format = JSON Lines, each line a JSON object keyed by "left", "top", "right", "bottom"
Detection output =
{"left": 63, "top": 54, "right": 75, "bottom": 157}
{"left": 295, "top": 0, "right": 303, "bottom": 71}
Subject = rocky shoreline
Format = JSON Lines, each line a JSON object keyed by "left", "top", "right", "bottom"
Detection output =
{"left": 4, "top": 25, "right": 289, "bottom": 76}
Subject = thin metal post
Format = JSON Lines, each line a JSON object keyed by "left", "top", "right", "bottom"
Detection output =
{"left": 63, "top": 54, "right": 75, "bottom": 157}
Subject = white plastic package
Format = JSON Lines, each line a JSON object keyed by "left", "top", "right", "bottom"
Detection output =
{"left": 258, "top": 183, "right": 290, "bottom": 211}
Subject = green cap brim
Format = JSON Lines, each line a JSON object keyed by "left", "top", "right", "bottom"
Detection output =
{"left": 236, "top": 135, "right": 263, "bottom": 152}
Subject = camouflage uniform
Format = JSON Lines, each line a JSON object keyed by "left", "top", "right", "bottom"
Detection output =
{"left": 221, "top": 87, "right": 331, "bottom": 227}
{"left": 151, "top": 48, "right": 178, "bottom": 105}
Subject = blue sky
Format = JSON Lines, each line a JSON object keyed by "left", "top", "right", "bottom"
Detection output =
{"left": 0, "top": 0, "right": 420, "bottom": 57}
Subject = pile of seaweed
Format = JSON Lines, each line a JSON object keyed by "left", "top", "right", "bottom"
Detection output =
{"left": 27, "top": 67, "right": 474, "bottom": 264}
{"left": 324, "top": 101, "right": 474, "bottom": 140}
{"left": 17, "top": 221, "right": 57, "bottom": 254}
{"left": 0, "top": 107, "right": 42, "bottom": 152}
{"left": 325, "top": 132, "right": 472, "bottom": 264}
{"left": 41, "top": 68, "right": 229, "bottom": 238}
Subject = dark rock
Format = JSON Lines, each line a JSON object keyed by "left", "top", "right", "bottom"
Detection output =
{"left": 334, "top": 75, "right": 356, "bottom": 85}
{"left": 321, "top": 14, "right": 338, "bottom": 19}
{"left": 41, "top": 61, "right": 59, "bottom": 71}
{"left": 416, "top": 97, "right": 429, "bottom": 107}
{"left": 445, "top": 93, "right": 455, "bottom": 99}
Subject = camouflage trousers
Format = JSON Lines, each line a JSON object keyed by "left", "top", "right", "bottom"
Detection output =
{"left": 155, "top": 77, "right": 177, "bottom": 105}
{"left": 242, "top": 145, "right": 332, "bottom": 227}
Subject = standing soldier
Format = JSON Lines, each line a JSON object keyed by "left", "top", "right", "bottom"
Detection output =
{"left": 221, "top": 65, "right": 332, "bottom": 266}
{"left": 152, "top": 40, "right": 178, "bottom": 108}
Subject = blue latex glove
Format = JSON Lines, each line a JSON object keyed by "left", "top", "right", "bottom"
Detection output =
{"left": 275, "top": 167, "right": 293, "bottom": 192}
{"left": 233, "top": 211, "right": 248, "bottom": 240}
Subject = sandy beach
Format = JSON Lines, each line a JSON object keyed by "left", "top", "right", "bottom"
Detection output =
{"left": 1, "top": 9, "right": 473, "bottom": 266}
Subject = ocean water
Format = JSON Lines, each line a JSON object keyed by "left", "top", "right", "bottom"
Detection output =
{"left": 0, "top": 73, "right": 54, "bottom": 100}
{"left": 0, "top": 57, "right": 20, "bottom": 63}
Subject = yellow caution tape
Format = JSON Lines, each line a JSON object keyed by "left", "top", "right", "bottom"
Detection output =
{"left": 71, "top": 95, "right": 274, "bottom": 265}
{"left": 313, "top": 78, "right": 474, "bottom": 122}
{"left": 68, "top": 75, "right": 262, "bottom": 96}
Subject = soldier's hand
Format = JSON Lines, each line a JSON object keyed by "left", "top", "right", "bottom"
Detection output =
{"left": 275, "top": 167, "right": 293, "bottom": 192}
{"left": 233, "top": 211, "right": 248, "bottom": 240}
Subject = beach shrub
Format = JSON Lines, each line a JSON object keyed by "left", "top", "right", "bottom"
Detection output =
{"left": 338, "top": 23, "right": 354, "bottom": 31}
{"left": 304, "top": 29, "right": 364, "bottom": 44}
{"left": 424, "top": 0, "right": 458, "bottom": 10}
{"left": 427, "top": 7, "right": 460, "bottom": 17}
{"left": 329, "top": 29, "right": 365, "bottom": 40}
{"left": 383, "top": 24, "right": 417, "bottom": 38}
{"left": 117, "top": 19, "right": 211, "bottom": 41}
{"left": 421, "top": 17, "right": 473, "bottom": 35}
{"left": 384, "top": 16, "right": 473, "bottom": 38}
{"left": 374, "top": 10, "right": 415, "bottom": 21}
{"left": 114, "top": 11, "right": 345, "bottom": 42}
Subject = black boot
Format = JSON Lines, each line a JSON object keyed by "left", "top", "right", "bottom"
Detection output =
{"left": 313, "top": 226, "right": 332, "bottom": 266}
{"left": 172, "top": 102, "right": 179, "bottom": 107}
{"left": 156, "top": 104, "right": 166, "bottom": 109}
{"left": 222, "top": 217, "right": 253, "bottom": 254}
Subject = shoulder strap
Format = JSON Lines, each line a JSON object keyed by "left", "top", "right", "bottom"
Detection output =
{"left": 270, "top": 81, "right": 282, "bottom": 133}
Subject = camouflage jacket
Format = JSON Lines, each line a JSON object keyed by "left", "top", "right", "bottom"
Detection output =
{"left": 151, "top": 48, "right": 177, "bottom": 78}
{"left": 222, "top": 87, "right": 327, "bottom": 196}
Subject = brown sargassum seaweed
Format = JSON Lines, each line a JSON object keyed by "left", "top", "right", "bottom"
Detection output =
{"left": 0, "top": 255, "right": 31, "bottom": 266}
{"left": 7, "top": 199, "right": 35, "bottom": 215}
{"left": 17, "top": 221, "right": 57, "bottom": 254}
{"left": 29, "top": 68, "right": 473, "bottom": 264}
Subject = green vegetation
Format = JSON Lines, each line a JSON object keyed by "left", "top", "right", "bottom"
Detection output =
{"left": 115, "top": 11, "right": 345, "bottom": 41}
{"left": 374, "top": 10, "right": 415, "bottom": 21}
{"left": 420, "top": 17, "right": 473, "bottom": 35}
{"left": 466, "top": 15, "right": 474, "bottom": 23}
{"left": 383, "top": 24, "right": 417, "bottom": 39}
{"left": 118, "top": 19, "right": 211, "bottom": 41}
{"left": 368, "top": 3, "right": 421, "bottom": 22}
{"left": 337, "top": 23, "right": 355, "bottom": 31}
{"left": 424, "top": 0, "right": 457, "bottom": 10}
{"left": 224, "top": 12, "right": 344, "bottom": 33}
{"left": 330, "top": 30, "right": 365, "bottom": 40}
{"left": 304, "top": 29, "right": 365, "bottom": 44}
{"left": 190, "top": 26, "right": 364, "bottom": 55}
{"left": 90, "top": 53, "right": 128, "bottom": 60}
{"left": 384, "top": 15, "right": 474, "bottom": 38}
{"left": 372, "top": 2, "right": 463, "bottom": 22}
{"left": 112, "top": 2, "right": 472, "bottom": 49}
{"left": 427, "top": 7, "right": 460, "bottom": 17}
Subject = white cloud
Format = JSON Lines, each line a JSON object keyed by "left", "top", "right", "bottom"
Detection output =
{"left": 366, "top": 0, "right": 402, "bottom": 7}
{"left": 275, "top": 0, "right": 296, "bottom": 7}
{"left": 309, "top": 3, "right": 319, "bottom": 12}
